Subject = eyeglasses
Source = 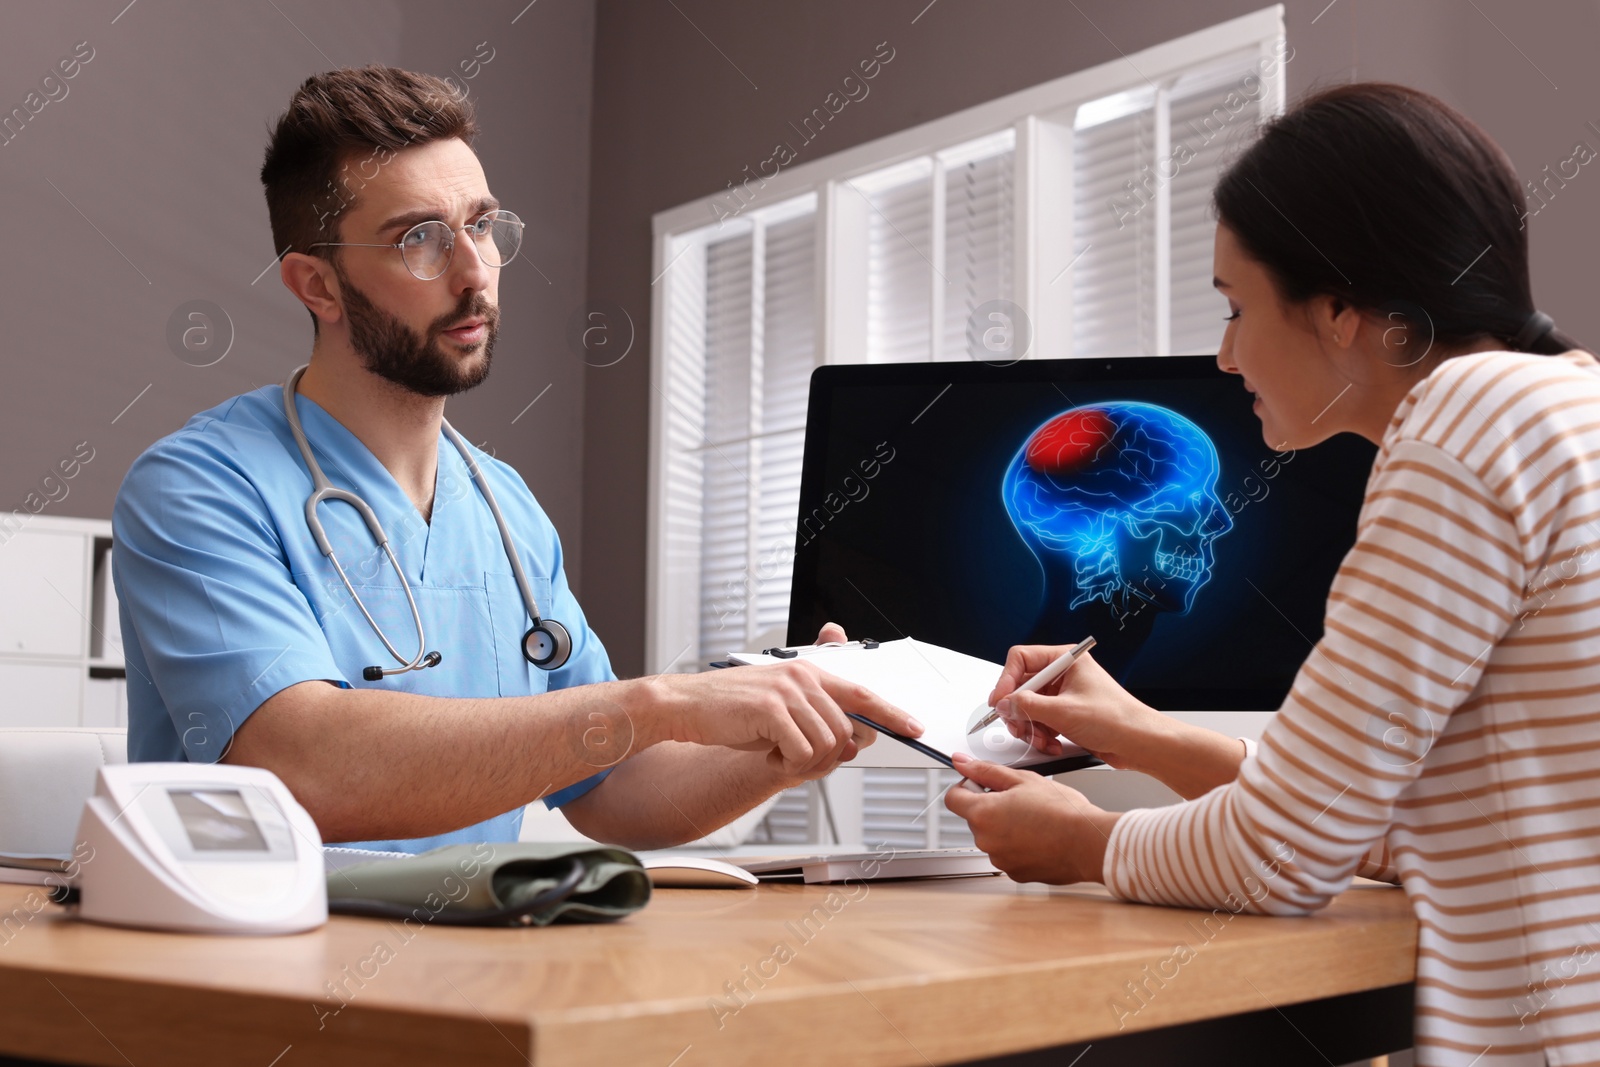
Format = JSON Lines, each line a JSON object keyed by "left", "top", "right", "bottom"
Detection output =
{"left": 307, "top": 209, "right": 524, "bottom": 281}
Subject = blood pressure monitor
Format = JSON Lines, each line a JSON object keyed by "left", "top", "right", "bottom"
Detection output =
{"left": 74, "top": 763, "right": 327, "bottom": 934}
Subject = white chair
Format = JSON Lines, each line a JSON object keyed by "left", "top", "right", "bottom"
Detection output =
{"left": 0, "top": 727, "right": 126, "bottom": 862}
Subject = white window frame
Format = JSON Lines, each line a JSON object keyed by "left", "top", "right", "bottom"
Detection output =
{"left": 647, "top": 6, "right": 1285, "bottom": 677}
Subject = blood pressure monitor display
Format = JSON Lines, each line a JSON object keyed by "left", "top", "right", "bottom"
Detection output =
{"left": 142, "top": 782, "right": 297, "bottom": 863}
{"left": 168, "top": 789, "right": 270, "bottom": 852}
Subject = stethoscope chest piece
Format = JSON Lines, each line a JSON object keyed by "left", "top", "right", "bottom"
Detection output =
{"left": 523, "top": 620, "right": 572, "bottom": 670}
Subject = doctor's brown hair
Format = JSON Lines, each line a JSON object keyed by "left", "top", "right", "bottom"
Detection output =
{"left": 259, "top": 65, "right": 479, "bottom": 326}
{"left": 1214, "top": 82, "right": 1584, "bottom": 357}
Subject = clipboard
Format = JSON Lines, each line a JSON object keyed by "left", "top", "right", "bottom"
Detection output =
{"left": 725, "top": 638, "right": 1102, "bottom": 775}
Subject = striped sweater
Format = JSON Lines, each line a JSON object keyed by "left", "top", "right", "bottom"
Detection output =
{"left": 1104, "top": 350, "right": 1600, "bottom": 1066}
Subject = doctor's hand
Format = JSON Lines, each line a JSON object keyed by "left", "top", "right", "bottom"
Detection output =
{"left": 944, "top": 753, "right": 1119, "bottom": 885}
{"left": 985, "top": 645, "right": 1247, "bottom": 800}
{"left": 648, "top": 659, "right": 923, "bottom": 782}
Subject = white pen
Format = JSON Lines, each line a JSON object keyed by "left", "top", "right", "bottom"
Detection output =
{"left": 966, "top": 635, "right": 1097, "bottom": 735}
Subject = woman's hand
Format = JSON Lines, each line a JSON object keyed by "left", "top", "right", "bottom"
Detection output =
{"left": 986, "top": 645, "right": 1249, "bottom": 800}
{"left": 816, "top": 622, "right": 849, "bottom": 645}
{"left": 986, "top": 645, "right": 1168, "bottom": 765}
{"left": 944, "top": 753, "right": 1119, "bottom": 884}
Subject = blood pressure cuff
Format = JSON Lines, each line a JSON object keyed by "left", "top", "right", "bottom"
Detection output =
{"left": 326, "top": 842, "right": 651, "bottom": 926}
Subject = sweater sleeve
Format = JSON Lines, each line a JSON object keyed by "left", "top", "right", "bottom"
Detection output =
{"left": 1356, "top": 837, "right": 1399, "bottom": 884}
{"left": 1103, "top": 440, "right": 1523, "bottom": 913}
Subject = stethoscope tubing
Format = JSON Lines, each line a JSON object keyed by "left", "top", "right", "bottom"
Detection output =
{"left": 281, "top": 363, "right": 565, "bottom": 677}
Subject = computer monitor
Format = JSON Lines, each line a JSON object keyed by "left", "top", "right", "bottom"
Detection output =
{"left": 786, "top": 356, "right": 1376, "bottom": 742}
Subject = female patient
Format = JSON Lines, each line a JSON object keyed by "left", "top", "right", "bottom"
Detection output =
{"left": 946, "top": 83, "right": 1600, "bottom": 1066}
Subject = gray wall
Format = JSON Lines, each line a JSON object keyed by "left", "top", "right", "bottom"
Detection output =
{"left": 582, "top": 0, "right": 1600, "bottom": 676}
{"left": 0, "top": 0, "right": 597, "bottom": 574}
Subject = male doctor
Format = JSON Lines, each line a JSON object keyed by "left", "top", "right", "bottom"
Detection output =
{"left": 112, "top": 65, "right": 919, "bottom": 853}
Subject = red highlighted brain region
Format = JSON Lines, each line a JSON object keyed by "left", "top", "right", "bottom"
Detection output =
{"left": 1025, "top": 408, "right": 1116, "bottom": 476}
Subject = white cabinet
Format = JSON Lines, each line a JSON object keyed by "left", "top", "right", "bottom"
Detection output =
{"left": 0, "top": 529, "right": 86, "bottom": 657}
{"left": 83, "top": 675, "right": 127, "bottom": 728}
{"left": 0, "top": 662, "right": 83, "bottom": 727}
{"left": 0, "top": 516, "right": 123, "bottom": 726}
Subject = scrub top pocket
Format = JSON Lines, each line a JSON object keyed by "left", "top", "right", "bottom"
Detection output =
{"left": 291, "top": 571, "right": 504, "bottom": 700}
{"left": 484, "top": 570, "right": 554, "bottom": 699}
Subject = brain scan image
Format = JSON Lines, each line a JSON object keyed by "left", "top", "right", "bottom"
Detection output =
{"left": 1002, "top": 402, "right": 1234, "bottom": 664}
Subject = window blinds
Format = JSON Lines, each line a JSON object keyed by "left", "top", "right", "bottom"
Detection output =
{"left": 945, "top": 146, "right": 1016, "bottom": 362}
{"left": 1072, "top": 52, "right": 1264, "bottom": 358}
{"left": 861, "top": 134, "right": 1017, "bottom": 365}
{"left": 692, "top": 212, "right": 818, "bottom": 664}
{"left": 1168, "top": 70, "right": 1258, "bottom": 354}
{"left": 1073, "top": 96, "right": 1158, "bottom": 358}
{"left": 863, "top": 163, "right": 934, "bottom": 364}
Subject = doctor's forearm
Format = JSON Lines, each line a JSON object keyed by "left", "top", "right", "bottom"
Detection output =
{"left": 228, "top": 677, "right": 670, "bottom": 843}
{"left": 560, "top": 743, "right": 796, "bottom": 850}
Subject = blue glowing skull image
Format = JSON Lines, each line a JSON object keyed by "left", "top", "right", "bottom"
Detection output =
{"left": 1003, "top": 402, "right": 1234, "bottom": 628}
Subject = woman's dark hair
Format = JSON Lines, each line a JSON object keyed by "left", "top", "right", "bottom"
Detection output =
{"left": 1214, "top": 82, "right": 1583, "bottom": 356}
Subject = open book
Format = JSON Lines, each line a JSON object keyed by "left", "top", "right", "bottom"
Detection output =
{"left": 728, "top": 638, "right": 1101, "bottom": 774}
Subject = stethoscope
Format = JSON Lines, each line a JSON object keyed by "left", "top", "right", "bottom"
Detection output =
{"left": 282, "top": 363, "right": 572, "bottom": 680}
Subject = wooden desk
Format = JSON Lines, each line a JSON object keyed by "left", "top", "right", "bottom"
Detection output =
{"left": 0, "top": 878, "right": 1416, "bottom": 1067}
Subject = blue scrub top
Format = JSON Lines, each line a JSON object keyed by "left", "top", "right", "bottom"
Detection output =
{"left": 112, "top": 384, "right": 614, "bottom": 853}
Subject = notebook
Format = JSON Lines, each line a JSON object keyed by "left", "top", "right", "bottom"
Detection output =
{"left": 727, "top": 638, "right": 1101, "bottom": 774}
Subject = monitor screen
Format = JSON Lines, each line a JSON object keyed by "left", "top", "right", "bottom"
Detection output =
{"left": 786, "top": 357, "right": 1376, "bottom": 711}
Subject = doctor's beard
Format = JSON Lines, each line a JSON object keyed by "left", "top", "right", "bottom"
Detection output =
{"left": 335, "top": 263, "right": 500, "bottom": 397}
